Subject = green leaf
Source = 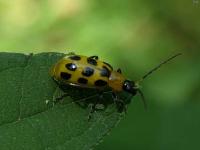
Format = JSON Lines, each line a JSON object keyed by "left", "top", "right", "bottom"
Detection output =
{"left": 0, "top": 52, "right": 131, "bottom": 150}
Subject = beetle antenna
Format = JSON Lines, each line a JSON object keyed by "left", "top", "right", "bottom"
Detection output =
{"left": 140, "top": 53, "right": 182, "bottom": 82}
{"left": 138, "top": 89, "right": 147, "bottom": 110}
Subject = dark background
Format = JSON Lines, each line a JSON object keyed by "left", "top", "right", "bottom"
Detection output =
{"left": 0, "top": 0, "right": 199, "bottom": 149}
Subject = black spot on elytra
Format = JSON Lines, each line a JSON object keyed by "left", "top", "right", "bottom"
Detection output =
{"left": 60, "top": 72, "right": 71, "bottom": 80}
{"left": 65, "top": 63, "right": 77, "bottom": 71}
{"left": 78, "top": 78, "right": 88, "bottom": 84}
{"left": 87, "top": 58, "right": 97, "bottom": 66}
{"left": 100, "top": 66, "right": 111, "bottom": 77}
{"left": 103, "top": 62, "right": 113, "bottom": 70}
{"left": 95, "top": 80, "right": 107, "bottom": 87}
{"left": 69, "top": 55, "right": 81, "bottom": 60}
{"left": 82, "top": 67, "right": 94, "bottom": 77}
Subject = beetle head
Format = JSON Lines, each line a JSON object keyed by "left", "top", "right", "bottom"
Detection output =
{"left": 123, "top": 80, "right": 147, "bottom": 109}
{"left": 123, "top": 80, "right": 138, "bottom": 96}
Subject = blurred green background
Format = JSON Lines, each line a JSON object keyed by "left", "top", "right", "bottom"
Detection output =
{"left": 0, "top": 0, "right": 200, "bottom": 149}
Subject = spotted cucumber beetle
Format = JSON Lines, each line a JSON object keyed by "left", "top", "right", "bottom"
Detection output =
{"left": 50, "top": 52, "right": 181, "bottom": 118}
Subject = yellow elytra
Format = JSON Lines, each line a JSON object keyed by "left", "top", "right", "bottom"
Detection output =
{"left": 50, "top": 53, "right": 129, "bottom": 92}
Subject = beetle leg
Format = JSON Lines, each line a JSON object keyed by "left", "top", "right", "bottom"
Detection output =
{"left": 87, "top": 91, "right": 104, "bottom": 121}
{"left": 117, "top": 68, "right": 122, "bottom": 74}
{"left": 87, "top": 103, "right": 96, "bottom": 121}
{"left": 67, "top": 52, "right": 76, "bottom": 55}
{"left": 52, "top": 82, "right": 74, "bottom": 105}
{"left": 89, "top": 56, "right": 99, "bottom": 60}
{"left": 53, "top": 93, "right": 69, "bottom": 106}
{"left": 55, "top": 93, "right": 69, "bottom": 101}
{"left": 112, "top": 92, "right": 127, "bottom": 113}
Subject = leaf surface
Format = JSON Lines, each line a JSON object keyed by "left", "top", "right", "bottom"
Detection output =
{"left": 0, "top": 52, "right": 131, "bottom": 150}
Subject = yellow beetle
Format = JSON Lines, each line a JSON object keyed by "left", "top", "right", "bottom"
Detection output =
{"left": 51, "top": 52, "right": 181, "bottom": 114}
{"left": 51, "top": 54, "right": 127, "bottom": 91}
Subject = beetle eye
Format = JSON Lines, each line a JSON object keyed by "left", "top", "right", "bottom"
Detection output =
{"left": 125, "top": 82, "right": 131, "bottom": 90}
{"left": 123, "top": 80, "right": 131, "bottom": 91}
{"left": 123, "top": 80, "right": 137, "bottom": 95}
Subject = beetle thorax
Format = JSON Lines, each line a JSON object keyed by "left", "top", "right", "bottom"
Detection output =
{"left": 108, "top": 71, "right": 126, "bottom": 92}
